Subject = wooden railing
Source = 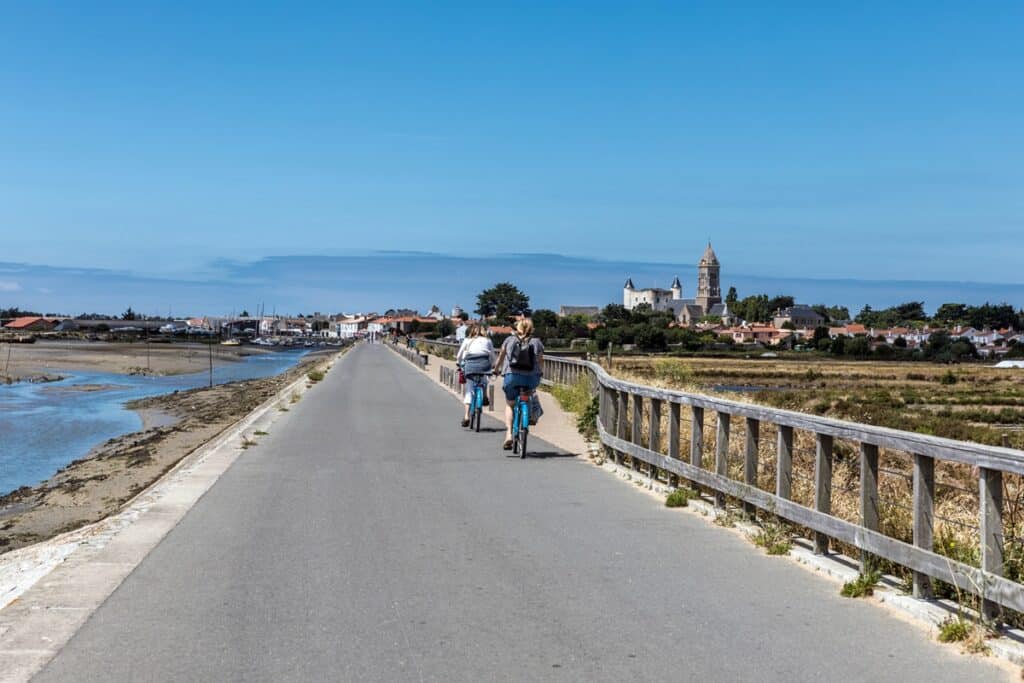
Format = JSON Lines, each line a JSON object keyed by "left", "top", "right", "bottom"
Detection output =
{"left": 387, "top": 341, "right": 428, "bottom": 369}
{"left": 540, "top": 354, "right": 1024, "bottom": 620}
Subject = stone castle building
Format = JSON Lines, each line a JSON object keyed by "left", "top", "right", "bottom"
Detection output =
{"left": 623, "top": 242, "right": 732, "bottom": 326}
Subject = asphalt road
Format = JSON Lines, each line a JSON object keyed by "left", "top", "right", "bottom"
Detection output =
{"left": 36, "top": 343, "right": 1007, "bottom": 681}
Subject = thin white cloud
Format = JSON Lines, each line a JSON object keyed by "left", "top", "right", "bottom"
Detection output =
{"left": 0, "top": 280, "right": 21, "bottom": 292}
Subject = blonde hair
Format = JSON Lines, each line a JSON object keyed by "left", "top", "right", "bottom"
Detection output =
{"left": 468, "top": 323, "right": 482, "bottom": 337}
{"left": 515, "top": 318, "right": 534, "bottom": 338}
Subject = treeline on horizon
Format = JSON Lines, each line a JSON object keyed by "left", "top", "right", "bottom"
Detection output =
{"left": 467, "top": 283, "right": 1024, "bottom": 362}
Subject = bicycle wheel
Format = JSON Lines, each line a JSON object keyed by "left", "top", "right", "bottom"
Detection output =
{"left": 511, "top": 406, "right": 520, "bottom": 454}
{"left": 474, "top": 388, "right": 482, "bottom": 432}
{"left": 519, "top": 428, "right": 528, "bottom": 459}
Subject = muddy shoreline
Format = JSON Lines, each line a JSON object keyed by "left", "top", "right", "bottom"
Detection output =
{"left": 0, "top": 349, "right": 336, "bottom": 555}
{"left": 0, "top": 340, "right": 268, "bottom": 383}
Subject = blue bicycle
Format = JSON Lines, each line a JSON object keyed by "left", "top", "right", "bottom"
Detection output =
{"left": 466, "top": 374, "right": 487, "bottom": 432}
{"left": 511, "top": 385, "right": 531, "bottom": 458}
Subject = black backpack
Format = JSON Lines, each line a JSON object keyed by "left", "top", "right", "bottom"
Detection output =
{"left": 508, "top": 336, "right": 536, "bottom": 372}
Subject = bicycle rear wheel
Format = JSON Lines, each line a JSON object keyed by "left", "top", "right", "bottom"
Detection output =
{"left": 519, "top": 428, "right": 528, "bottom": 459}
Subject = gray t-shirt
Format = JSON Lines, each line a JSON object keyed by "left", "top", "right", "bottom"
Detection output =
{"left": 501, "top": 335, "right": 544, "bottom": 376}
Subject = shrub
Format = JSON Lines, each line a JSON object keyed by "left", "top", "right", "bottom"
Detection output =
{"left": 938, "top": 370, "right": 957, "bottom": 386}
{"left": 307, "top": 370, "right": 325, "bottom": 382}
{"left": 840, "top": 570, "right": 880, "bottom": 598}
{"left": 937, "top": 616, "right": 970, "bottom": 642}
{"left": 752, "top": 521, "right": 792, "bottom": 555}
{"left": 665, "top": 490, "right": 692, "bottom": 508}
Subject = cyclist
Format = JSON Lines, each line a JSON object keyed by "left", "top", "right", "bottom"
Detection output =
{"left": 492, "top": 318, "right": 544, "bottom": 450}
{"left": 456, "top": 324, "right": 494, "bottom": 427}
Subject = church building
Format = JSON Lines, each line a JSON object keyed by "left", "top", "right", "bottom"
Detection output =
{"left": 623, "top": 243, "right": 733, "bottom": 326}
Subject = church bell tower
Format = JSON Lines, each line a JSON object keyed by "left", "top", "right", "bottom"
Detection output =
{"left": 695, "top": 242, "right": 721, "bottom": 311}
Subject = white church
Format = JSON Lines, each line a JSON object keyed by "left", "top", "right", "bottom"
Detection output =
{"left": 623, "top": 243, "right": 734, "bottom": 326}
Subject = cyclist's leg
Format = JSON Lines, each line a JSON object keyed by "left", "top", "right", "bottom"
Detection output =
{"left": 502, "top": 374, "right": 517, "bottom": 447}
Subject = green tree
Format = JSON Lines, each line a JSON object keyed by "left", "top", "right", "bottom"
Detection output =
{"left": 240, "top": 309, "right": 250, "bottom": 317}
{"left": 530, "top": 309, "right": 559, "bottom": 339}
{"left": 633, "top": 324, "right": 667, "bottom": 351}
{"left": 725, "top": 286, "right": 738, "bottom": 305}
{"left": 934, "top": 303, "right": 967, "bottom": 325}
{"left": 437, "top": 319, "right": 455, "bottom": 338}
{"left": 122, "top": 307, "right": 137, "bottom": 321}
{"left": 475, "top": 282, "right": 530, "bottom": 321}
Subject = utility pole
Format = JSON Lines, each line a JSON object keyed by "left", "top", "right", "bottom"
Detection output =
{"left": 208, "top": 342, "right": 213, "bottom": 388}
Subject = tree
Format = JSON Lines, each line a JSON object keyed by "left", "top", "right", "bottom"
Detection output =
{"left": 437, "top": 319, "right": 455, "bottom": 338}
{"left": 767, "top": 295, "right": 795, "bottom": 314}
{"left": 633, "top": 325, "right": 666, "bottom": 351}
{"left": 475, "top": 282, "right": 530, "bottom": 321}
{"left": 122, "top": 307, "right": 137, "bottom": 321}
{"left": 599, "top": 304, "right": 632, "bottom": 324}
{"left": 240, "top": 309, "right": 250, "bottom": 317}
{"left": 934, "top": 303, "right": 967, "bottom": 325}
{"left": 812, "top": 326, "right": 830, "bottom": 344}
{"left": 725, "top": 286, "right": 738, "bottom": 305}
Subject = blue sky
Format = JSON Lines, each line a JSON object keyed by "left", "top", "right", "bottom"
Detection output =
{"left": 1, "top": 2, "right": 1022, "bottom": 313}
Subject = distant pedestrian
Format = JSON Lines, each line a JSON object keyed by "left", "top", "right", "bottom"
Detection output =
{"left": 455, "top": 320, "right": 468, "bottom": 342}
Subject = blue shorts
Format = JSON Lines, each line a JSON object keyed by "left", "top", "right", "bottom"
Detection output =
{"left": 503, "top": 373, "right": 540, "bottom": 402}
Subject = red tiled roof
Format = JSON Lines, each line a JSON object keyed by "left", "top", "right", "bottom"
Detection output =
{"left": 4, "top": 316, "right": 55, "bottom": 329}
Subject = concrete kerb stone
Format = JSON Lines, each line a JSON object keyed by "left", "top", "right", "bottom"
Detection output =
{"left": 0, "top": 350, "right": 346, "bottom": 683}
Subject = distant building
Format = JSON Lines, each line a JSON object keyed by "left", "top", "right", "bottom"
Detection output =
{"left": 558, "top": 306, "right": 600, "bottom": 318}
{"left": 4, "top": 316, "right": 60, "bottom": 331}
{"left": 624, "top": 242, "right": 732, "bottom": 326}
{"left": 773, "top": 305, "right": 825, "bottom": 329}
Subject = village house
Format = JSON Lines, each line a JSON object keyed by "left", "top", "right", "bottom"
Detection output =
{"left": 772, "top": 305, "right": 824, "bottom": 329}
{"left": 558, "top": 306, "right": 600, "bottom": 318}
{"left": 3, "top": 316, "right": 60, "bottom": 332}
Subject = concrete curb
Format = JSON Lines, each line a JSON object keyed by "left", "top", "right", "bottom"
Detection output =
{"left": 592, "top": 451, "right": 1024, "bottom": 670}
{"left": 0, "top": 351, "right": 344, "bottom": 682}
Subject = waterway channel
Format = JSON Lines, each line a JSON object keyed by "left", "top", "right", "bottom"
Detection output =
{"left": 0, "top": 350, "right": 308, "bottom": 495}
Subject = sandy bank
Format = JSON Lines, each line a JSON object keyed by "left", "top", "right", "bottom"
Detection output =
{"left": 0, "top": 350, "right": 335, "bottom": 555}
{"left": 0, "top": 340, "right": 266, "bottom": 383}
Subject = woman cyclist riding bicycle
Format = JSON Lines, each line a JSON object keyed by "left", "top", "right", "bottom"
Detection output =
{"left": 493, "top": 319, "right": 544, "bottom": 450}
{"left": 456, "top": 324, "right": 494, "bottom": 428}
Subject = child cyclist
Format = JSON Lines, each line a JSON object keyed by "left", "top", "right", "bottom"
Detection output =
{"left": 456, "top": 324, "right": 495, "bottom": 427}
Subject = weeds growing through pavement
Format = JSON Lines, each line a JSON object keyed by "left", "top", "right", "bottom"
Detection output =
{"left": 307, "top": 369, "right": 325, "bottom": 382}
{"left": 841, "top": 570, "right": 881, "bottom": 598}
{"left": 751, "top": 520, "right": 793, "bottom": 556}
{"left": 240, "top": 436, "right": 257, "bottom": 450}
{"left": 254, "top": 430, "right": 268, "bottom": 436}
{"left": 290, "top": 392, "right": 301, "bottom": 404}
{"left": 665, "top": 489, "right": 693, "bottom": 508}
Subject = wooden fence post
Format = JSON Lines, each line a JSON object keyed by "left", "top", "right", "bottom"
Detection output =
{"left": 668, "top": 402, "right": 680, "bottom": 488}
{"left": 776, "top": 425, "right": 793, "bottom": 501}
{"left": 860, "top": 443, "right": 880, "bottom": 571}
{"left": 980, "top": 467, "right": 1004, "bottom": 623}
{"left": 631, "top": 394, "right": 643, "bottom": 473}
{"left": 715, "top": 411, "right": 730, "bottom": 509}
{"left": 690, "top": 406, "right": 704, "bottom": 495}
{"left": 744, "top": 418, "right": 759, "bottom": 518}
{"left": 912, "top": 453, "right": 935, "bottom": 598}
{"left": 814, "top": 433, "right": 834, "bottom": 555}
{"left": 616, "top": 391, "right": 629, "bottom": 466}
{"left": 650, "top": 398, "right": 662, "bottom": 485}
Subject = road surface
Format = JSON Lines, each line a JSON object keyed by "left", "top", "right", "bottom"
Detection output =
{"left": 36, "top": 344, "right": 1007, "bottom": 681}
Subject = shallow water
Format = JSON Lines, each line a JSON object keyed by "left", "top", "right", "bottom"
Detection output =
{"left": 0, "top": 350, "right": 307, "bottom": 495}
